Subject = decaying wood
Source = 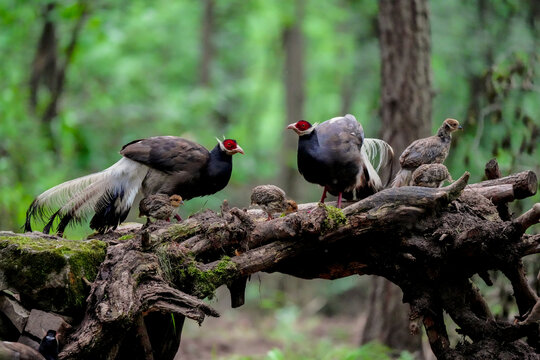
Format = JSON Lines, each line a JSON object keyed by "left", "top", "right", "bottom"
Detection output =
{"left": 484, "top": 158, "right": 512, "bottom": 220}
{"left": 1, "top": 168, "right": 539, "bottom": 360}
{"left": 467, "top": 170, "right": 537, "bottom": 201}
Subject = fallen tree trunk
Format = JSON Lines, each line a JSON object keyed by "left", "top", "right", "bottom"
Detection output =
{"left": 0, "top": 170, "right": 538, "bottom": 360}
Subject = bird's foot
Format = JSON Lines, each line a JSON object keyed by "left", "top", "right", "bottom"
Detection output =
{"left": 319, "top": 187, "right": 328, "bottom": 203}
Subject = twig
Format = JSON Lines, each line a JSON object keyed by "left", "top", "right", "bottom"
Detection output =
{"left": 514, "top": 203, "right": 540, "bottom": 233}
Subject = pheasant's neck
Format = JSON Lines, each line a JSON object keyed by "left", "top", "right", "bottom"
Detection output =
{"left": 437, "top": 127, "right": 452, "bottom": 142}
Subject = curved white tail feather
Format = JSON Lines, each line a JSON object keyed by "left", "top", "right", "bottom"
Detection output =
{"left": 26, "top": 158, "right": 148, "bottom": 234}
{"left": 391, "top": 169, "right": 412, "bottom": 188}
{"left": 357, "top": 138, "right": 395, "bottom": 192}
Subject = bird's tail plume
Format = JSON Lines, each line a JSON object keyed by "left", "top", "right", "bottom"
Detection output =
{"left": 391, "top": 168, "right": 412, "bottom": 188}
{"left": 25, "top": 158, "right": 147, "bottom": 235}
{"left": 356, "top": 138, "right": 394, "bottom": 198}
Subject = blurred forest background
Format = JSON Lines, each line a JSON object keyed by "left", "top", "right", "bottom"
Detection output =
{"left": 0, "top": 0, "right": 539, "bottom": 359}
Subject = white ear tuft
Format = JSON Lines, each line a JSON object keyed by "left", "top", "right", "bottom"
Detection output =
{"left": 216, "top": 137, "right": 226, "bottom": 151}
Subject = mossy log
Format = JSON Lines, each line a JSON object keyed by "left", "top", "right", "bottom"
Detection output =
{"left": 0, "top": 233, "right": 106, "bottom": 315}
{"left": 0, "top": 170, "right": 539, "bottom": 360}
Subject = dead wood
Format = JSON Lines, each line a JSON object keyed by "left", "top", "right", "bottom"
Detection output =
{"left": 467, "top": 170, "right": 537, "bottom": 201}
{"left": 1, "top": 169, "right": 539, "bottom": 360}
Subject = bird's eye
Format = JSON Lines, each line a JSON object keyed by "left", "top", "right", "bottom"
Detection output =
{"left": 296, "top": 121, "right": 310, "bottom": 131}
{"left": 223, "top": 140, "right": 236, "bottom": 150}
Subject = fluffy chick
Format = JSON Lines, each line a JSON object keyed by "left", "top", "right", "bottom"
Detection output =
{"left": 393, "top": 118, "right": 462, "bottom": 187}
{"left": 411, "top": 164, "right": 453, "bottom": 188}
{"left": 285, "top": 199, "right": 298, "bottom": 214}
{"left": 139, "top": 194, "right": 183, "bottom": 228}
{"left": 251, "top": 185, "right": 290, "bottom": 220}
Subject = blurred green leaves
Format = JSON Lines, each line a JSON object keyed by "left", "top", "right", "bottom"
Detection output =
{"left": 221, "top": 342, "right": 414, "bottom": 360}
{"left": 1, "top": 0, "right": 539, "bottom": 235}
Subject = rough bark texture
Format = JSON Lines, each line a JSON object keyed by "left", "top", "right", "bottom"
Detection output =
{"left": 378, "top": 0, "right": 433, "bottom": 162}
{"left": 0, "top": 171, "right": 539, "bottom": 360}
{"left": 374, "top": 0, "right": 433, "bottom": 354}
{"left": 281, "top": 0, "right": 305, "bottom": 199}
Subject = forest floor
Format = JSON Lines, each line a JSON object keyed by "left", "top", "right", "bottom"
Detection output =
{"left": 175, "top": 276, "right": 366, "bottom": 360}
{"left": 176, "top": 307, "right": 363, "bottom": 360}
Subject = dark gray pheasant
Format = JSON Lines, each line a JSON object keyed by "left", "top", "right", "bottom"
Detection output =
{"left": 287, "top": 114, "right": 394, "bottom": 208}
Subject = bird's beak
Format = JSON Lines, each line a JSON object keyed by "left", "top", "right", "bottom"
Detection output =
{"left": 458, "top": 125, "right": 463, "bottom": 130}
{"left": 235, "top": 145, "right": 245, "bottom": 155}
{"left": 286, "top": 123, "right": 296, "bottom": 130}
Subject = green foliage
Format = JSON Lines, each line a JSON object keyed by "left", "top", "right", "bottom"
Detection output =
{"left": 1, "top": 0, "right": 538, "bottom": 237}
{"left": 431, "top": 1, "right": 540, "bottom": 218}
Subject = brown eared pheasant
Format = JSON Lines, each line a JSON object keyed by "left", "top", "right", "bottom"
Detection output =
{"left": 25, "top": 137, "right": 243, "bottom": 235}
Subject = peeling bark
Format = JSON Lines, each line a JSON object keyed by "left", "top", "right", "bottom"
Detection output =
{"left": 1, "top": 170, "right": 539, "bottom": 359}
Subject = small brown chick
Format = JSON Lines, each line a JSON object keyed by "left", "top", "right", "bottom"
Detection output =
{"left": 412, "top": 164, "right": 453, "bottom": 188}
{"left": 250, "top": 185, "right": 288, "bottom": 220}
{"left": 139, "top": 194, "right": 183, "bottom": 228}
{"left": 393, "top": 118, "right": 462, "bottom": 187}
{"left": 285, "top": 199, "right": 298, "bottom": 214}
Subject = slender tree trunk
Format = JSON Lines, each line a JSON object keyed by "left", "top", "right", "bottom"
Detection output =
{"left": 361, "top": 0, "right": 433, "bottom": 356}
{"left": 378, "top": 0, "right": 432, "bottom": 166}
{"left": 281, "top": 0, "right": 305, "bottom": 198}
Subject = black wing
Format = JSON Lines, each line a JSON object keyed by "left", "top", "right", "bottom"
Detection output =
{"left": 120, "top": 136, "right": 210, "bottom": 174}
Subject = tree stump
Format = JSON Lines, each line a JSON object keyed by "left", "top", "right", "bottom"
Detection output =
{"left": 0, "top": 170, "right": 538, "bottom": 360}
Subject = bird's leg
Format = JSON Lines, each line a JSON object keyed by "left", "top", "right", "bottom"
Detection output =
{"left": 337, "top": 192, "right": 343, "bottom": 208}
{"left": 320, "top": 187, "right": 328, "bottom": 203}
{"left": 142, "top": 217, "right": 152, "bottom": 230}
{"left": 174, "top": 213, "right": 183, "bottom": 222}
{"left": 266, "top": 212, "right": 273, "bottom": 221}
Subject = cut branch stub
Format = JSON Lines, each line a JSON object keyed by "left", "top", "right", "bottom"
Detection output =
{"left": 467, "top": 170, "right": 537, "bottom": 201}
{"left": 3, "top": 169, "right": 540, "bottom": 360}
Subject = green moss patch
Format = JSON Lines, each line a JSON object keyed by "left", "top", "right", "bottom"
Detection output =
{"left": 117, "top": 234, "right": 135, "bottom": 241}
{"left": 167, "top": 221, "right": 201, "bottom": 240}
{"left": 0, "top": 235, "right": 107, "bottom": 313}
{"left": 321, "top": 204, "right": 348, "bottom": 232}
{"left": 158, "top": 251, "right": 237, "bottom": 299}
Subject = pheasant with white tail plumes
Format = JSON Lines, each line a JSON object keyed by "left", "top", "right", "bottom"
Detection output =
{"left": 287, "top": 114, "right": 394, "bottom": 208}
{"left": 25, "top": 137, "right": 244, "bottom": 235}
{"left": 392, "top": 118, "right": 462, "bottom": 188}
